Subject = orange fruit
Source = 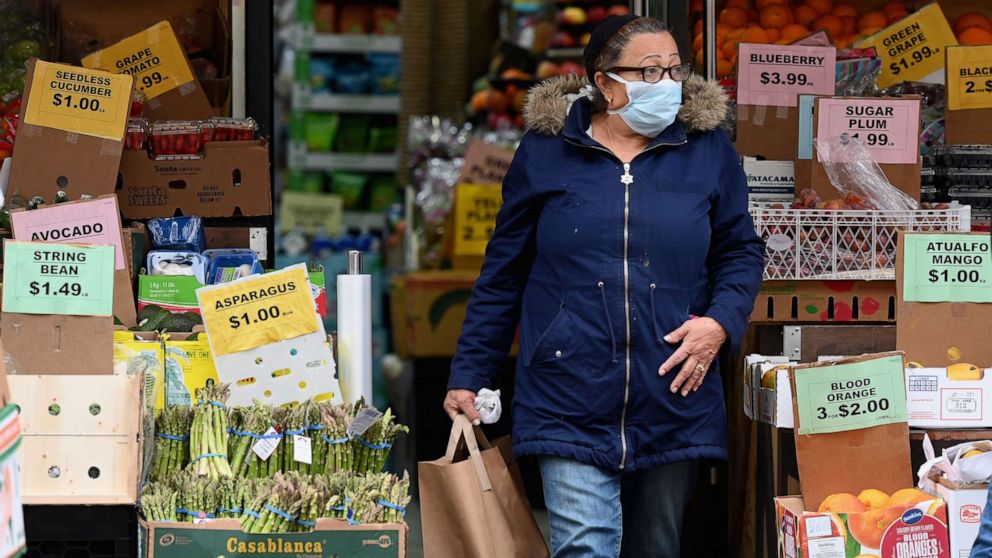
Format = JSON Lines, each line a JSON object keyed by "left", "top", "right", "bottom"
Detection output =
{"left": 781, "top": 23, "right": 810, "bottom": 40}
{"left": 858, "top": 26, "right": 883, "bottom": 38}
{"left": 841, "top": 15, "right": 857, "bottom": 35}
{"left": 470, "top": 90, "right": 490, "bottom": 113}
{"left": 748, "top": 9, "right": 760, "bottom": 22}
{"left": 819, "top": 493, "right": 867, "bottom": 513}
{"left": 882, "top": 1, "right": 906, "bottom": 11}
{"left": 832, "top": 3, "right": 858, "bottom": 18}
{"left": 835, "top": 36, "right": 852, "bottom": 48}
{"left": 954, "top": 13, "right": 992, "bottom": 35}
{"left": 694, "top": 48, "right": 705, "bottom": 64}
{"left": 723, "top": 38, "right": 744, "bottom": 59}
{"left": 794, "top": 4, "right": 819, "bottom": 26}
{"left": 727, "top": 27, "right": 747, "bottom": 39}
{"left": 887, "top": 9, "right": 908, "bottom": 23}
{"left": 719, "top": 6, "right": 749, "bottom": 27}
{"left": 849, "top": 507, "right": 904, "bottom": 550}
{"left": 717, "top": 58, "right": 734, "bottom": 77}
{"left": 858, "top": 489, "right": 890, "bottom": 511}
{"left": 742, "top": 25, "right": 772, "bottom": 43}
{"left": 694, "top": 19, "right": 704, "bottom": 35}
{"left": 760, "top": 4, "right": 794, "bottom": 29}
{"left": 693, "top": 33, "right": 704, "bottom": 51}
{"left": 813, "top": 14, "right": 844, "bottom": 37}
{"left": 959, "top": 27, "right": 992, "bottom": 45}
{"left": 774, "top": 37, "right": 794, "bottom": 44}
{"left": 757, "top": 0, "right": 787, "bottom": 7}
{"left": 765, "top": 27, "right": 782, "bottom": 41}
{"left": 805, "top": 0, "right": 833, "bottom": 16}
{"left": 726, "top": 0, "right": 751, "bottom": 8}
{"left": 886, "top": 488, "right": 932, "bottom": 508}
{"left": 858, "top": 11, "right": 888, "bottom": 32}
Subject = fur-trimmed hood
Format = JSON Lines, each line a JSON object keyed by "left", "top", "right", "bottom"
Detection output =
{"left": 523, "top": 74, "right": 729, "bottom": 136}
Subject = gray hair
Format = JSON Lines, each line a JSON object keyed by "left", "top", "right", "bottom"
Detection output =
{"left": 589, "top": 17, "right": 670, "bottom": 112}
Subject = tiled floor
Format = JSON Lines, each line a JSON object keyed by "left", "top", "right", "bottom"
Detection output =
{"left": 403, "top": 500, "right": 551, "bottom": 558}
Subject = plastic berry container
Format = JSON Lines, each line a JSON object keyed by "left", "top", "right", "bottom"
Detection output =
{"left": 150, "top": 120, "right": 204, "bottom": 157}
{"left": 125, "top": 118, "right": 148, "bottom": 151}
{"left": 208, "top": 116, "right": 256, "bottom": 141}
{"left": 200, "top": 119, "right": 216, "bottom": 143}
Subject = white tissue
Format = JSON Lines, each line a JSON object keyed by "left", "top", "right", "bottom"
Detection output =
{"left": 475, "top": 388, "right": 502, "bottom": 424}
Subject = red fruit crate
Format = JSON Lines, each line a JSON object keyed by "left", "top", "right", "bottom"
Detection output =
{"left": 751, "top": 204, "right": 972, "bottom": 280}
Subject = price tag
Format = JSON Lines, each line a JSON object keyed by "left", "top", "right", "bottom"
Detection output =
{"left": 453, "top": 183, "right": 502, "bottom": 257}
{"left": 816, "top": 98, "right": 921, "bottom": 165}
{"left": 22, "top": 61, "right": 132, "bottom": 141}
{"left": 10, "top": 196, "right": 126, "bottom": 270}
{"left": 196, "top": 266, "right": 319, "bottom": 356}
{"left": 251, "top": 427, "right": 281, "bottom": 461}
{"left": 279, "top": 191, "right": 343, "bottom": 235}
{"left": 81, "top": 21, "right": 195, "bottom": 100}
{"left": 347, "top": 407, "right": 383, "bottom": 438}
{"left": 902, "top": 233, "right": 992, "bottom": 303}
{"left": 794, "top": 354, "right": 908, "bottom": 435}
{"left": 293, "top": 434, "right": 312, "bottom": 464}
{"left": 1, "top": 241, "right": 115, "bottom": 316}
{"left": 947, "top": 45, "right": 992, "bottom": 111}
{"left": 737, "top": 44, "right": 836, "bottom": 107}
{"left": 855, "top": 3, "right": 958, "bottom": 88}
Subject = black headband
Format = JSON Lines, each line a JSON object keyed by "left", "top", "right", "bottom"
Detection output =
{"left": 583, "top": 15, "right": 642, "bottom": 80}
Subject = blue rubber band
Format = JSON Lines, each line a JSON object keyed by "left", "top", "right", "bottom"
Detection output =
{"left": 323, "top": 434, "right": 350, "bottom": 445}
{"left": 346, "top": 507, "right": 359, "bottom": 525}
{"left": 356, "top": 437, "right": 392, "bottom": 450}
{"left": 197, "top": 399, "right": 227, "bottom": 409}
{"left": 243, "top": 509, "right": 261, "bottom": 519}
{"left": 264, "top": 504, "right": 297, "bottom": 521}
{"left": 229, "top": 429, "right": 282, "bottom": 439}
{"left": 185, "top": 510, "right": 216, "bottom": 519}
{"left": 175, "top": 508, "right": 189, "bottom": 515}
{"left": 296, "top": 519, "right": 317, "bottom": 527}
{"left": 218, "top": 507, "right": 243, "bottom": 514}
{"left": 330, "top": 505, "right": 347, "bottom": 512}
{"left": 307, "top": 424, "right": 325, "bottom": 431}
{"left": 284, "top": 428, "right": 307, "bottom": 436}
{"left": 191, "top": 452, "right": 227, "bottom": 463}
{"left": 157, "top": 432, "right": 190, "bottom": 441}
{"left": 377, "top": 499, "right": 407, "bottom": 513}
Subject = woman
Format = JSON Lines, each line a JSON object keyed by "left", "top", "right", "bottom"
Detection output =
{"left": 444, "top": 15, "right": 764, "bottom": 557}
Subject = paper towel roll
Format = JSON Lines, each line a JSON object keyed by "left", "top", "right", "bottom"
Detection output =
{"left": 337, "top": 273, "right": 372, "bottom": 405}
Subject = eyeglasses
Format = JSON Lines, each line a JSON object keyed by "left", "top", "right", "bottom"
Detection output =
{"left": 607, "top": 63, "right": 693, "bottom": 83}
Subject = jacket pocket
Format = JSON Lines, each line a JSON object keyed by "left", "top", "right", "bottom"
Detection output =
{"left": 524, "top": 307, "right": 579, "bottom": 367}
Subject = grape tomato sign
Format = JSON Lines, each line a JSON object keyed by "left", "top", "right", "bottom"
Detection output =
{"left": 737, "top": 44, "right": 836, "bottom": 107}
{"left": 855, "top": 3, "right": 958, "bottom": 88}
{"left": 81, "top": 21, "right": 195, "bottom": 100}
{"left": 947, "top": 46, "right": 992, "bottom": 111}
{"left": 22, "top": 61, "right": 132, "bottom": 141}
{"left": 196, "top": 265, "right": 319, "bottom": 356}
{"left": 794, "top": 354, "right": 908, "bottom": 435}
{"left": 1, "top": 241, "right": 115, "bottom": 316}
{"left": 902, "top": 233, "right": 992, "bottom": 303}
{"left": 817, "top": 98, "right": 921, "bottom": 165}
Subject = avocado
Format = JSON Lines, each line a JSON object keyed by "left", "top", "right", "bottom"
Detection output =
{"left": 180, "top": 311, "right": 203, "bottom": 325}
{"left": 135, "top": 310, "right": 170, "bottom": 332}
{"left": 160, "top": 314, "right": 197, "bottom": 333}
{"left": 137, "top": 305, "right": 166, "bottom": 324}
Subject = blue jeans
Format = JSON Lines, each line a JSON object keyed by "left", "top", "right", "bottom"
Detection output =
{"left": 539, "top": 456, "right": 698, "bottom": 558}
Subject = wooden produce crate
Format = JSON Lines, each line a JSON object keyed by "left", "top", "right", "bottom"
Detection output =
{"left": 9, "top": 371, "right": 143, "bottom": 504}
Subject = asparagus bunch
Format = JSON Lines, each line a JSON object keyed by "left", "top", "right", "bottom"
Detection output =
{"left": 174, "top": 471, "right": 221, "bottom": 522}
{"left": 151, "top": 406, "right": 193, "bottom": 481}
{"left": 247, "top": 473, "right": 304, "bottom": 534}
{"left": 141, "top": 481, "right": 179, "bottom": 522}
{"left": 320, "top": 404, "right": 353, "bottom": 474}
{"left": 352, "top": 407, "right": 408, "bottom": 474}
{"left": 229, "top": 403, "right": 275, "bottom": 478}
{"left": 191, "top": 384, "right": 233, "bottom": 479}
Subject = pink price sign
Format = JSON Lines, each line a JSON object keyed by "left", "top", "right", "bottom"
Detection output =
{"left": 816, "top": 98, "right": 921, "bottom": 165}
{"left": 10, "top": 195, "right": 127, "bottom": 270}
{"left": 737, "top": 43, "right": 836, "bottom": 107}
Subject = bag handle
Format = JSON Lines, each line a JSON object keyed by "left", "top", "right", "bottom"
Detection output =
{"left": 445, "top": 414, "right": 493, "bottom": 492}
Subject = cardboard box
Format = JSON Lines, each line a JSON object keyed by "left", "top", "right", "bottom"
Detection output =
{"left": 138, "top": 268, "right": 325, "bottom": 317}
{"left": 140, "top": 519, "right": 407, "bottom": 558}
{"left": 746, "top": 355, "right": 797, "bottom": 428}
{"left": 7, "top": 59, "right": 129, "bottom": 207}
{"left": 390, "top": 270, "right": 477, "bottom": 358}
{"left": 0, "top": 402, "right": 25, "bottom": 558}
{"left": 8, "top": 370, "right": 143, "bottom": 504}
{"left": 736, "top": 105, "right": 800, "bottom": 161}
{"left": 896, "top": 232, "right": 992, "bottom": 369}
{"left": 906, "top": 366, "right": 992, "bottom": 428}
{"left": 117, "top": 139, "right": 271, "bottom": 219}
{"left": 925, "top": 476, "right": 986, "bottom": 558}
{"left": 2, "top": 313, "right": 114, "bottom": 375}
{"left": 750, "top": 280, "right": 896, "bottom": 323}
{"left": 744, "top": 158, "right": 795, "bottom": 208}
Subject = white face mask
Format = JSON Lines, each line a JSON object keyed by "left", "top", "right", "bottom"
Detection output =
{"left": 607, "top": 73, "right": 682, "bottom": 137}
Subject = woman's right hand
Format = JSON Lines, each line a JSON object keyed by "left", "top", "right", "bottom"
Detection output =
{"left": 444, "top": 389, "right": 481, "bottom": 425}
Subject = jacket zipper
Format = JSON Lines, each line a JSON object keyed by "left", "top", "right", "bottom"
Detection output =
{"left": 564, "top": 135, "right": 688, "bottom": 470}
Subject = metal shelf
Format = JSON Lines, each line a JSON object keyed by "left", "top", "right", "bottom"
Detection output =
{"left": 295, "top": 28, "right": 402, "bottom": 53}
{"left": 292, "top": 90, "right": 400, "bottom": 113}
{"left": 290, "top": 148, "right": 399, "bottom": 172}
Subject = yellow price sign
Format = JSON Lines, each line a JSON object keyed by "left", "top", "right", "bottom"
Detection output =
{"left": 196, "top": 266, "right": 319, "bottom": 357}
{"left": 81, "top": 21, "right": 195, "bottom": 100}
{"left": 855, "top": 3, "right": 958, "bottom": 88}
{"left": 453, "top": 183, "right": 502, "bottom": 257}
{"left": 23, "top": 61, "right": 132, "bottom": 141}
{"left": 947, "top": 45, "right": 992, "bottom": 111}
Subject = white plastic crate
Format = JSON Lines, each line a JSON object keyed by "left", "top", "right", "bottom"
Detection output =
{"left": 751, "top": 205, "right": 971, "bottom": 280}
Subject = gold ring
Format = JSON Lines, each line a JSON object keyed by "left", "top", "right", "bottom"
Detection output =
{"left": 695, "top": 364, "right": 707, "bottom": 373}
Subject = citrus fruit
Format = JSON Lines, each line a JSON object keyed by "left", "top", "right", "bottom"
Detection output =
{"left": 805, "top": 0, "right": 833, "bottom": 16}
{"left": 742, "top": 25, "right": 772, "bottom": 43}
{"left": 794, "top": 4, "right": 819, "bottom": 27}
{"left": 858, "top": 11, "right": 888, "bottom": 32}
{"left": 719, "top": 6, "right": 749, "bottom": 27}
{"left": 813, "top": 14, "right": 844, "bottom": 37}
{"left": 959, "top": 27, "right": 992, "bottom": 45}
{"left": 781, "top": 23, "right": 811, "bottom": 40}
{"left": 760, "top": 4, "right": 794, "bottom": 29}
{"left": 954, "top": 13, "right": 992, "bottom": 35}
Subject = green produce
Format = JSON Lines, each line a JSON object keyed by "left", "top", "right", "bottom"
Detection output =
{"left": 191, "top": 384, "right": 233, "bottom": 479}
{"left": 159, "top": 313, "right": 197, "bottom": 333}
{"left": 152, "top": 406, "right": 193, "bottom": 481}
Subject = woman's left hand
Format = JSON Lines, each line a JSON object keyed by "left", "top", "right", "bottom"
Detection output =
{"left": 658, "top": 317, "right": 727, "bottom": 396}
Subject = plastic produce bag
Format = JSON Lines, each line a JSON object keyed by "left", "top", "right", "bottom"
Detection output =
{"left": 147, "top": 216, "right": 205, "bottom": 252}
{"left": 814, "top": 135, "right": 919, "bottom": 211}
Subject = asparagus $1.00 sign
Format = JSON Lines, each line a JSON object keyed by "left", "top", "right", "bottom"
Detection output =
{"left": 196, "top": 263, "right": 342, "bottom": 407}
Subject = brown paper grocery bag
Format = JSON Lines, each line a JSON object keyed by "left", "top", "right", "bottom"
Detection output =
{"left": 419, "top": 415, "right": 549, "bottom": 558}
